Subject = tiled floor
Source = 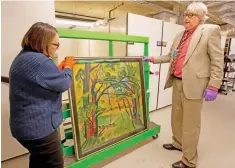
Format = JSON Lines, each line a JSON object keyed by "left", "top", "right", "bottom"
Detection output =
{"left": 103, "top": 92, "right": 235, "bottom": 168}
{"left": 2, "top": 93, "right": 235, "bottom": 168}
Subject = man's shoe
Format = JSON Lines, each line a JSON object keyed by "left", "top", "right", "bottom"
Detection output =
{"left": 163, "top": 144, "right": 182, "bottom": 151}
{"left": 172, "top": 161, "right": 189, "bottom": 168}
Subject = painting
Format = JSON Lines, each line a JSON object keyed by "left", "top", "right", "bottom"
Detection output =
{"left": 69, "top": 57, "right": 148, "bottom": 159}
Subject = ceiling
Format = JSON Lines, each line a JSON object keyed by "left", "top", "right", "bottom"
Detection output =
{"left": 54, "top": 1, "right": 235, "bottom": 37}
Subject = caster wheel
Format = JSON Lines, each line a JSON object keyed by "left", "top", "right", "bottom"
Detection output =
{"left": 152, "top": 134, "right": 158, "bottom": 139}
{"left": 225, "top": 93, "right": 228, "bottom": 95}
{"left": 232, "top": 89, "right": 235, "bottom": 92}
{"left": 61, "top": 139, "right": 66, "bottom": 144}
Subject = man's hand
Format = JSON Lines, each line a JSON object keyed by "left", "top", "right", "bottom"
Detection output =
{"left": 64, "top": 56, "right": 76, "bottom": 69}
{"left": 142, "top": 56, "right": 154, "bottom": 63}
{"left": 203, "top": 88, "right": 218, "bottom": 101}
{"left": 142, "top": 56, "right": 150, "bottom": 62}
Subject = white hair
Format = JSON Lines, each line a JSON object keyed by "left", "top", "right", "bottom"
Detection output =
{"left": 186, "top": 2, "right": 208, "bottom": 23}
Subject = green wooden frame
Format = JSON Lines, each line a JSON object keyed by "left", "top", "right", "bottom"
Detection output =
{"left": 57, "top": 28, "right": 160, "bottom": 168}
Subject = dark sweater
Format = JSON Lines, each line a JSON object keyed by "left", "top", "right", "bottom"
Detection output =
{"left": 9, "top": 49, "right": 72, "bottom": 140}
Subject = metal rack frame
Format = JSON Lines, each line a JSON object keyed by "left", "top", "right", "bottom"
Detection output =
{"left": 219, "top": 38, "right": 235, "bottom": 95}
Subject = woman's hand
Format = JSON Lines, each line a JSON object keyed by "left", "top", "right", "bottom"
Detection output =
{"left": 64, "top": 56, "right": 76, "bottom": 69}
{"left": 58, "top": 60, "right": 65, "bottom": 70}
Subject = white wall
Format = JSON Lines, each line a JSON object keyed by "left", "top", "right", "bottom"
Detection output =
{"left": 1, "top": 1, "right": 55, "bottom": 161}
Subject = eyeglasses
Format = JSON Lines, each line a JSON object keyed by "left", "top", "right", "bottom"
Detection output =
{"left": 183, "top": 13, "right": 197, "bottom": 18}
{"left": 52, "top": 43, "right": 60, "bottom": 49}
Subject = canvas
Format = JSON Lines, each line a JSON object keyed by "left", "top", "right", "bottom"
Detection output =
{"left": 69, "top": 57, "right": 148, "bottom": 159}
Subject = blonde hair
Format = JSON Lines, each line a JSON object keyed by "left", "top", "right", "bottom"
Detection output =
{"left": 21, "top": 22, "right": 58, "bottom": 57}
{"left": 185, "top": 2, "right": 208, "bottom": 23}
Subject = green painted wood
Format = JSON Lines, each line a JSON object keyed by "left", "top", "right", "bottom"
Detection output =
{"left": 57, "top": 28, "right": 149, "bottom": 43}
{"left": 143, "top": 42, "right": 150, "bottom": 122}
{"left": 146, "top": 92, "right": 150, "bottom": 123}
{"left": 109, "top": 41, "right": 114, "bottom": 56}
{"left": 143, "top": 42, "right": 150, "bottom": 91}
{"left": 62, "top": 109, "right": 71, "bottom": 118}
{"left": 65, "top": 127, "right": 73, "bottom": 133}
{"left": 144, "top": 43, "right": 149, "bottom": 56}
{"left": 144, "top": 65, "right": 150, "bottom": 91}
{"left": 65, "top": 124, "right": 160, "bottom": 168}
{"left": 65, "top": 132, "right": 73, "bottom": 139}
{"left": 63, "top": 146, "right": 75, "bottom": 156}
{"left": 66, "top": 103, "right": 70, "bottom": 109}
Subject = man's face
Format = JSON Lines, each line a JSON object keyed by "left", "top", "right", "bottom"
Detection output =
{"left": 184, "top": 12, "right": 200, "bottom": 30}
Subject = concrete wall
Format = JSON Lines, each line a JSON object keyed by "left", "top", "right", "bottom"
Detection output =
{"left": 1, "top": 1, "right": 55, "bottom": 167}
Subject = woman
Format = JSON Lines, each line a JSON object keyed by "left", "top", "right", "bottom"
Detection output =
{"left": 9, "top": 22, "right": 74, "bottom": 168}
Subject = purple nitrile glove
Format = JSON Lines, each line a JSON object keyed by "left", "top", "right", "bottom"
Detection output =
{"left": 142, "top": 56, "right": 150, "bottom": 62}
{"left": 203, "top": 88, "right": 218, "bottom": 101}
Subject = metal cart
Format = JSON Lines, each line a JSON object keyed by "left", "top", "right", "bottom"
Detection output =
{"left": 56, "top": 28, "right": 161, "bottom": 168}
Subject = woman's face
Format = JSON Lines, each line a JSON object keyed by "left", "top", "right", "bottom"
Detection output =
{"left": 48, "top": 34, "right": 59, "bottom": 57}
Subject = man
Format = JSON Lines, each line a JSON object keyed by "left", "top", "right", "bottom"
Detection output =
{"left": 143, "top": 2, "right": 224, "bottom": 168}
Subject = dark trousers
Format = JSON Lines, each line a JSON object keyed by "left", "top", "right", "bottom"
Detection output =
{"left": 18, "top": 130, "right": 64, "bottom": 168}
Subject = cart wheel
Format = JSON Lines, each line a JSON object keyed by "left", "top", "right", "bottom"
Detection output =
{"left": 152, "top": 134, "right": 158, "bottom": 139}
{"left": 224, "top": 92, "right": 228, "bottom": 95}
{"left": 232, "top": 89, "right": 235, "bottom": 92}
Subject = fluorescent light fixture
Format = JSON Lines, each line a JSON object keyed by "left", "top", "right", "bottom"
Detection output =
{"left": 55, "top": 18, "right": 94, "bottom": 28}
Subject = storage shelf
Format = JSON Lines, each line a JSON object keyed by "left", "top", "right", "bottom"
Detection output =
{"left": 220, "top": 85, "right": 234, "bottom": 90}
{"left": 225, "top": 60, "right": 235, "bottom": 63}
{"left": 219, "top": 87, "right": 234, "bottom": 91}
{"left": 220, "top": 38, "right": 235, "bottom": 95}
{"left": 222, "top": 78, "right": 235, "bottom": 82}
{"left": 224, "top": 69, "right": 235, "bottom": 73}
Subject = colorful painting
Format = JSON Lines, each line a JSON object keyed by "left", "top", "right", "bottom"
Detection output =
{"left": 69, "top": 57, "right": 148, "bottom": 159}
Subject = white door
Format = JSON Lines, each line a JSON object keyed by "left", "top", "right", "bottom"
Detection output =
{"left": 157, "top": 22, "right": 184, "bottom": 109}
{"left": 229, "top": 38, "right": 235, "bottom": 55}
{"left": 1, "top": 1, "right": 56, "bottom": 161}
{"left": 127, "top": 13, "right": 162, "bottom": 112}
{"left": 221, "top": 36, "right": 226, "bottom": 50}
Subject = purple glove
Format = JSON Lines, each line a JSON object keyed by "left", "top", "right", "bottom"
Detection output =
{"left": 142, "top": 56, "right": 150, "bottom": 62}
{"left": 203, "top": 88, "right": 218, "bottom": 101}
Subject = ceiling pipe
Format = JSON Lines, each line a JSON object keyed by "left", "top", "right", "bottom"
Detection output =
{"left": 108, "top": 2, "right": 124, "bottom": 32}
{"left": 55, "top": 15, "right": 97, "bottom": 22}
{"left": 137, "top": 1, "right": 173, "bottom": 13}
{"left": 55, "top": 11, "right": 104, "bottom": 21}
{"left": 109, "top": 2, "right": 124, "bottom": 19}
{"left": 207, "top": 1, "right": 227, "bottom": 8}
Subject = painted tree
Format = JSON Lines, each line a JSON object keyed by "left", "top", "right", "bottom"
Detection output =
{"left": 75, "top": 63, "right": 116, "bottom": 137}
{"left": 75, "top": 62, "right": 143, "bottom": 139}
{"left": 113, "top": 63, "right": 143, "bottom": 125}
{"left": 75, "top": 63, "right": 103, "bottom": 138}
